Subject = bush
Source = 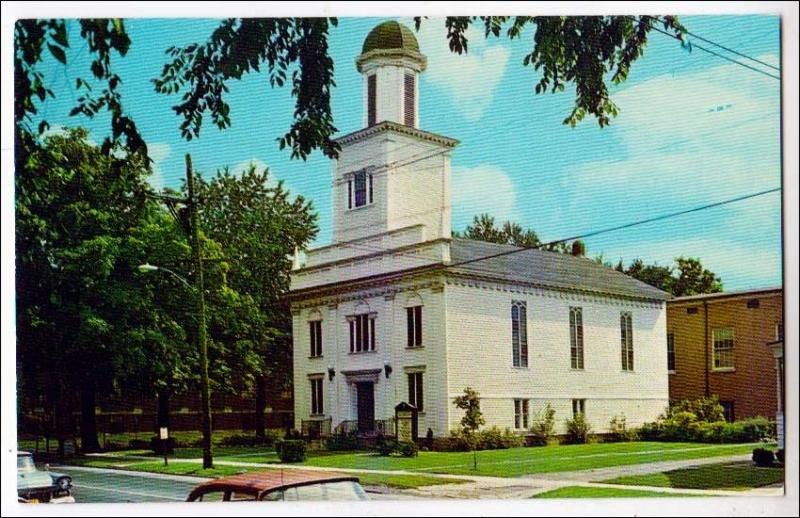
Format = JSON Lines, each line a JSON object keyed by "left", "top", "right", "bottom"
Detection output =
{"left": 608, "top": 414, "right": 637, "bottom": 442}
{"left": 275, "top": 439, "right": 306, "bottom": 463}
{"left": 563, "top": 413, "right": 592, "bottom": 445}
{"left": 752, "top": 448, "right": 775, "bottom": 467}
{"left": 220, "top": 431, "right": 282, "bottom": 447}
{"left": 398, "top": 441, "right": 419, "bottom": 457}
{"left": 667, "top": 396, "right": 725, "bottom": 423}
{"left": 325, "top": 432, "right": 358, "bottom": 451}
{"left": 776, "top": 449, "right": 784, "bottom": 465}
{"left": 529, "top": 403, "right": 556, "bottom": 446}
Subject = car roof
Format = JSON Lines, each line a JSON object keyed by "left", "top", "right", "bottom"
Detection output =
{"left": 186, "top": 469, "right": 360, "bottom": 501}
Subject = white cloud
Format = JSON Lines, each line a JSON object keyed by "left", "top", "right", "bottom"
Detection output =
{"left": 147, "top": 142, "right": 172, "bottom": 190}
{"left": 451, "top": 164, "right": 517, "bottom": 227}
{"left": 416, "top": 19, "right": 511, "bottom": 121}
{"left": 561, "top": 54, "right": 781, "bottom": 230}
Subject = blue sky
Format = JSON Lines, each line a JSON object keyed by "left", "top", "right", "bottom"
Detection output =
{"left": 36, "top": 15, "right": 782, "bottom": 291}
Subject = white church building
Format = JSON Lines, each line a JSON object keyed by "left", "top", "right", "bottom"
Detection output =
{"left": 289, "top": 21, "right": 670, "bottom": 438}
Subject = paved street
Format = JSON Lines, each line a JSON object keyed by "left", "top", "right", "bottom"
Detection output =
{"left": 53, "top": 466, "right": 205, "bottom": 503}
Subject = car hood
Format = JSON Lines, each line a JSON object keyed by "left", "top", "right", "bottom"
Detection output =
{"left": 17, "top": 471, "right": 55, "bottom": 491}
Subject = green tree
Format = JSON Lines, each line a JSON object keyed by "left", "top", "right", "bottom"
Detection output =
{"left": 609, "top": 256, "right": 723, "bottom": 296}
{"left": 15, "top": 16, "right": 685, "bottom": 169}
{"left": 458, "top": 213, "right": 584, "bottom": 255}
{"left": 192, "top": 164, "right": 318, "bottom": 437}
{"left": 15, "top": 128, "right": 153, "bottom": 451}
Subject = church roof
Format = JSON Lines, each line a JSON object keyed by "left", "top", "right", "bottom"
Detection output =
{"left": 448, "top": 238, "right": 670, "bottom": 301}
{"left": 362, "top": 21, "right": 420, "bottom": 54}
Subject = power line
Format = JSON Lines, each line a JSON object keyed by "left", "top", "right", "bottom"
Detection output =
{"left": 646, "top": 22, "right": 781, "bottom": 81}
{"left": 449, "top": 187, "right": 782, "bottom": 269}
{"left": 654, "top": 16, "right": 780, "bottom": 72}
{"left": 301, "top": 187, "right": 781, "bottom": 286}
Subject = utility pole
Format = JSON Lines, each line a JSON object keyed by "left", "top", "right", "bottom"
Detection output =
{"left": 186, "top": 154, "right": 213, "bottom": 469}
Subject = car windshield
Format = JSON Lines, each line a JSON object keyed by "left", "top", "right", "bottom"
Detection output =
{"left": 263, "top": 481, "right": 368, "bottom": 501}
{"left": 17, "top": 455, "right": 36, "bottom": 472}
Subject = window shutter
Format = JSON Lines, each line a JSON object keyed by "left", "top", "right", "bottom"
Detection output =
{"left": 404, "top": 73, "right": 415, "bottom": 126}
{"left": 368, "top": 74, "right": 377, "bottom": 126}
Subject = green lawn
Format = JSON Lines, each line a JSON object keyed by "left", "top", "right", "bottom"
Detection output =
{"left": 265, "top": 442, "right": 764, "bottom": 478}
{"left": 602, "top": 462, "right": 784, "bottom": 491}
{"left": 532, "top": 486, "right": 699, "bottom": 498}
{"left": 65, "top": 457, "right": 465, "bottom": 490}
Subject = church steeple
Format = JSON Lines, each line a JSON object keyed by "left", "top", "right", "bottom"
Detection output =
{"left": 356, "top": 21, "right": 427, "bottom": 129}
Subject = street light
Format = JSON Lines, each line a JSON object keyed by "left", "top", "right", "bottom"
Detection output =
{"left": 138, "top": 261, "right": 214, "bottom": 468}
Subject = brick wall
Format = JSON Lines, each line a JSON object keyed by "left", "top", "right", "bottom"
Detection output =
{"left": 667, "top": 289, "right": 783, "bottom": 420}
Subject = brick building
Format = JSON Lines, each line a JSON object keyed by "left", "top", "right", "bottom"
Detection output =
{"left": 666, "top": 287, "right": 783, "bottom": 421}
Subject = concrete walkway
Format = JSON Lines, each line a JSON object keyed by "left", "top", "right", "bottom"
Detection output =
{"left": 533, "top": 453, "right": 753, "bottom": 482}
{"left": 82, "top": 451, "right": 783, "bottom": 499}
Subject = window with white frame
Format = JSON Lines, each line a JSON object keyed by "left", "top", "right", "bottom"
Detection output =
{"left": 620, "top": 312, "right": 634, "bottom": 371}
{"left": 407, "top": 372, "right": 424, "bottom": 411}
{"left": 310, "top": 377, "right": 323, "bottom": 415}
{"left": 572, "top": 399, "right": 585, "bottom": 417}
{"left": 667, "top": 332, "right": 676, "bottom": 372}
{"left": 712, "top": 327, "right": 735, "bottom": 370}
{"left": 570, "top": 307, "right": 584, "bottom": 369}
{"left": 349, "top": 314, "right": 375, "bottom": 353}
{"left": 347, "top": 170, "right": 373, "bottom": 209}
{"left": 309, "top": 320, "right": 322, "bottom": 358}
{"left": 514, "top": 399, "right": 529, "bottom": 429}
{"left": 511, "top": 301, "right": 529, "bottom": 368}
{"left": 407, "top": 306, "right": 422, "bottom": 348}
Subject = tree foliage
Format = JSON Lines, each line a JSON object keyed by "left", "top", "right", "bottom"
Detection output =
{"left": 457, "top": 213, "right": 584, "bottom": 255}
{"left": 615, "top": 256, "right": 723, "bottom": 297}
{"left": 417, "top": 15, "right": 685, "bottom": 127}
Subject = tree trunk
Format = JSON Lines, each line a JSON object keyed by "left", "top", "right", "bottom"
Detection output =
{"left": 254, "top": 376, "right": 266, "bottom": 439}
{"left": 157, "top": 389, "right": 171, "bottom": 430}
{"left": 80, "top": 380, "right": 100, "bottom": 452}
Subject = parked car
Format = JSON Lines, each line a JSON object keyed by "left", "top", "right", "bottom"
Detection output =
{"left": 186, "top": 470, "right": 369, "bottom": 502}
{"left": 17, "top": 451, "right": 75, "bottom": 503}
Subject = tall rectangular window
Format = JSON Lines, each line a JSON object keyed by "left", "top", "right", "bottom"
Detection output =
{"left": 349, "top": 314, "right": 375, "bottom": 353}
{"left": 712, "top": 327, "right": 734, "bottom": 370}
{"left": 620, "top": 312, "right": 634, "bottom": 371}
{"left": 404, "top": 73, "right": 415, "bottom": 126}
{"left": 354, "top": 170, "right": 367, "bottom": 207}
{"left": 309, "top": 320, "right": 322, "bottom": 358}
{"left": 572, "top": 399, "right": 585, "bottom": 417}
{"left": 570, "top": 307, "right": 584, "bottom": 369}
{"left": 367, "top": 74, "right": 376, "bottom": 126}
{"left": 514, "top": 399, "right": 529, "bottom": 429}
{"left": 511, "top": 301, "right": 528, "bottom": 367}
{"left": 408, "top": 372, "right": 423, "bottom": 411}
{"left": 407, "top": 306, "right": 422, "bottom": 348}
{"left": 667, "top": 332, "right": 676, "bottom": 372}
{"left": 310, "top": 378, "right": 323, "bottom": 415}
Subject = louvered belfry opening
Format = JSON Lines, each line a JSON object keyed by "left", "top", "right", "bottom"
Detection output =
{"left": 404, "top": 73, "right": 415, "bottom": 126}
{"left": 367, "top": 74, "right": 377, "bottom": 126}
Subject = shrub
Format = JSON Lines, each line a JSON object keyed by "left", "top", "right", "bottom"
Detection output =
{"left": 563, "top": 413, "right": 592, "bottom": 445}
{"left": 608, "top": 414, "right": 637, "bottom": 442}
{"left": 529, "top": 404, "right": 556, "bottom": 446}
{"left": 776, "top": 449, "right": 784, "bottom": 465}
{"left": 752, "top": 448, "right": 775, "bottom": 467}
{"left": 667, "top": 396, "right": 725, "bottom": 423}
{"left": 398, "top": 441, "right": 419, "bottom": 457}
{"left": 325, "top": 432, "right": 358, "bottom": 451}
{"left": 275, "top": 439, "right": 306, "bottom": 463}
{"left": 220, "top": 431, "right": 282, "bottom": 447}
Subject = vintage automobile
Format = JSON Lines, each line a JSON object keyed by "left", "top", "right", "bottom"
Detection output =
{"left": 17, "top": 451, "right": 75, "bottom": 503}
{"left": 186, "top": 470, "right": 369, "bottom": 502}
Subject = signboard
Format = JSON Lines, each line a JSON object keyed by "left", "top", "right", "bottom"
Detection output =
{"left": 159, "top": 427, "right": 169, "bottom": 440}
{"left": 394, "top": 402, "right": 418, "bottom": 442}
